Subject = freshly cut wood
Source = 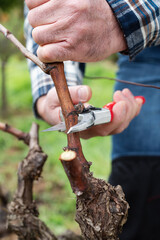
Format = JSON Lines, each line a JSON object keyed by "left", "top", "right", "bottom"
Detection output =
{"left": 59, "top": 150, "right": 77, "bottom": 161}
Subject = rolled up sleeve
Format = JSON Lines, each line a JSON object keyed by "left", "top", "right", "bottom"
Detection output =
{"left": 107, "top": 0, "right": 160, "bottom": 59}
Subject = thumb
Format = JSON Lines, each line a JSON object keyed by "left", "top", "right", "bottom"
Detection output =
{"left": 47, "top": 85, "right": 92, "bottom": 106}
{"left": 69, "top": 85, "right": 92, "bottom": 104}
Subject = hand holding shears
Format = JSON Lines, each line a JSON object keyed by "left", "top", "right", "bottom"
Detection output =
{"left": 39, "top": 86, "right": 145, "bottom": 138}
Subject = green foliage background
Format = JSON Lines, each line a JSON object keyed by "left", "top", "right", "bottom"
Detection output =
{"left": 0, "top": 0, "right": 23, "bottom": 12}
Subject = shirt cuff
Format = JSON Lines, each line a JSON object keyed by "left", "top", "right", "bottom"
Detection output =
{"left": 32, "top": 84, "right": 54, "bottom": 119}
{"left": 106, "top": 0, "right": 160, "bottom": 59}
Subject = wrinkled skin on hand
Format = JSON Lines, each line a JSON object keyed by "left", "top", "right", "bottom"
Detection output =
{"left": 25, "top": 0, "right": 127, "bottom": 62}
{"left": 37, "top": 86, "right": 144, "bottom": 139}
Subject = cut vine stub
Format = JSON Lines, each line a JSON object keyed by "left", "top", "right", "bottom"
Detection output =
{"left": 76, "top": 175, "right": 129, "bottom": 240}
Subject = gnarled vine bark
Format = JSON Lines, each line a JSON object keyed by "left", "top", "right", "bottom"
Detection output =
{"left": 0, "top": 121, "right": 82, "bottom": 240}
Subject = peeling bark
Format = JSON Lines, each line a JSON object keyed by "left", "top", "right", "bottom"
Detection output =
{"left": 0, "top": 186, "right": 10, "bottom": 237}
{"left": 7, "top": 123, "right": 57, "bottom": 240}
{"left": 8, "top": 201, "right": 57, "bottom": 240}
{"left": 76, "top": 176, "right": 129, "bottom": 240}
{"left": 58, "top": 230, "right": 83, "bottom": 240}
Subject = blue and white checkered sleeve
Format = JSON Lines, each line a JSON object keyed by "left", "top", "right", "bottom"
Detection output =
{"left": 24, "top": 5, "right": 84, "bottom": 117}
{"left": 107, "top": 0, "right": 160, "bottom": 59}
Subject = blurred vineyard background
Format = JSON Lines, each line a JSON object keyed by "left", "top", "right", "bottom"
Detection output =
{"left": 0, "top": 2, "right": 118, "bottom": 239}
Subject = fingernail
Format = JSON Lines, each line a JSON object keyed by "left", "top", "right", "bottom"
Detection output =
{"left": 134, "top": 96, "right": 146, "bottom": 104}
{"left": 78, "top": 86, "right": 89, "bottom": 101}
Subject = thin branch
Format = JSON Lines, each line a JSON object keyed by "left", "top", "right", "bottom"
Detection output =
{"left": 0, "top": 122, "right": 29, "bottom": 145}
{"left": 0, "top": 24, "right": 53, "bottom": 74}
{"left": 84, "top": 75, "right": 160, "bottom": 90}
{"left": 29, "top": 122, "right": 39, "bottom": 149}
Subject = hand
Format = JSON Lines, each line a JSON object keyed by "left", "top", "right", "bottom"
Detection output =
{"left": 80, "top": 88, "right": 144, "bottom": 139}
{"left": 37, "top": 87, "right": 144, "bottom": 139}
{"left": 25, "top": 0, "right": 127, "bottom": 63}
{"left": 37, "top": 85, "right": 92, "bottom": 125}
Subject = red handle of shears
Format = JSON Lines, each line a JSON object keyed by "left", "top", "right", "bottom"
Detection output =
{"left": 134, "top": 96, "right": 145, "bottom": 104}
{"left": 103, "top": 96, "right": 145, "bottom": 122}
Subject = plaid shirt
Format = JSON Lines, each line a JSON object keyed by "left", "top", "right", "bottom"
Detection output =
{"left": 24, "top": 1, "right": 160, "bottom": 116}
{"left": 107, "top": 0, "right": 160, "bottom": 59}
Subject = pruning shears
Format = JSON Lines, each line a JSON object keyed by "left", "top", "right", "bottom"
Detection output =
{"left": 42, "top": 101, "right": 115, "bottom": 134}
{"left": 42, "top": 96, "right": 145, "bottom": 134}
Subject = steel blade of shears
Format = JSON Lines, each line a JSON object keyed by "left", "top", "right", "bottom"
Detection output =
{"left": 42, "top": 112, "right": 95, "bottom": 133}
{"left": 67, "top": 112, "right": 95, "bottom": 134}
{"left": 67, "top": 108, "right": 111, "bottom": 134}
{"left": 42, "top": 122, "right": 66, "bottom": 132}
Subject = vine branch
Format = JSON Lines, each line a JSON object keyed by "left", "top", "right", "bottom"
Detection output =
{"left": 0, "top": 122, "right": 29, "bottom": 145}
{"left": 84, "top": 75, "right": 160, "bottom": 90}
{"left": 0, "top": 24, "right": 53, "bottom": 74}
